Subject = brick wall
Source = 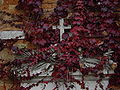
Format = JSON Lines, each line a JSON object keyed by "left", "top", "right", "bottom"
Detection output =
{"left": 0, "top": 0, "right": 57, "bottom": 31}
{"left": 0, "top": 0, "right": 57, "bottom": 89}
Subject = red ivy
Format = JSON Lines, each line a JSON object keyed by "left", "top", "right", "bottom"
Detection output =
{"left": 0, "top": 0, "right": 119, "bottom": 90}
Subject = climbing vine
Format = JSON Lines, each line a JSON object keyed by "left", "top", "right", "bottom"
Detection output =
{"left": 0, "top": 0, "right": 120, "bottom": 90}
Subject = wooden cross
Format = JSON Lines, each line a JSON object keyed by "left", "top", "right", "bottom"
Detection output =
{"left": 52, "top": 18, "right": 71, "bottom": 41}
{"left": 0, "top": 30, "right": 25, "bottom": 39}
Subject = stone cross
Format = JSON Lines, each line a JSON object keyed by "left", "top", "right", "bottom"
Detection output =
{"left": 0, "top": 30, "right": 25, "bottom": 39}
{"left": 52, "top": 18, "right": 71, "bottom": 41}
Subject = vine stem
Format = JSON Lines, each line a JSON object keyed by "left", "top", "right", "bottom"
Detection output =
{"left": 3, "top": 82, "right": 6, "bottom": 90}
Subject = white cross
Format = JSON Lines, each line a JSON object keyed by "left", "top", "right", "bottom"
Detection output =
{"left": 0, "top": 30, "right": 25, "bottom": 39}
{"left": 52, "top": 18, "right": 71, "bottom": 41}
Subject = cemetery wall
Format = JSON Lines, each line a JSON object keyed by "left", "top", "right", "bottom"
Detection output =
{"left": 0, "top": 0, "right": 57, "bottom": 89}
{"left": 0, "top": 0, "right": 119, "bottom": 90}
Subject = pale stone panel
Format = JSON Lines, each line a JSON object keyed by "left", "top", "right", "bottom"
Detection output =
{"left": 0, "top": 31, "right": 25, "bottom": 39}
